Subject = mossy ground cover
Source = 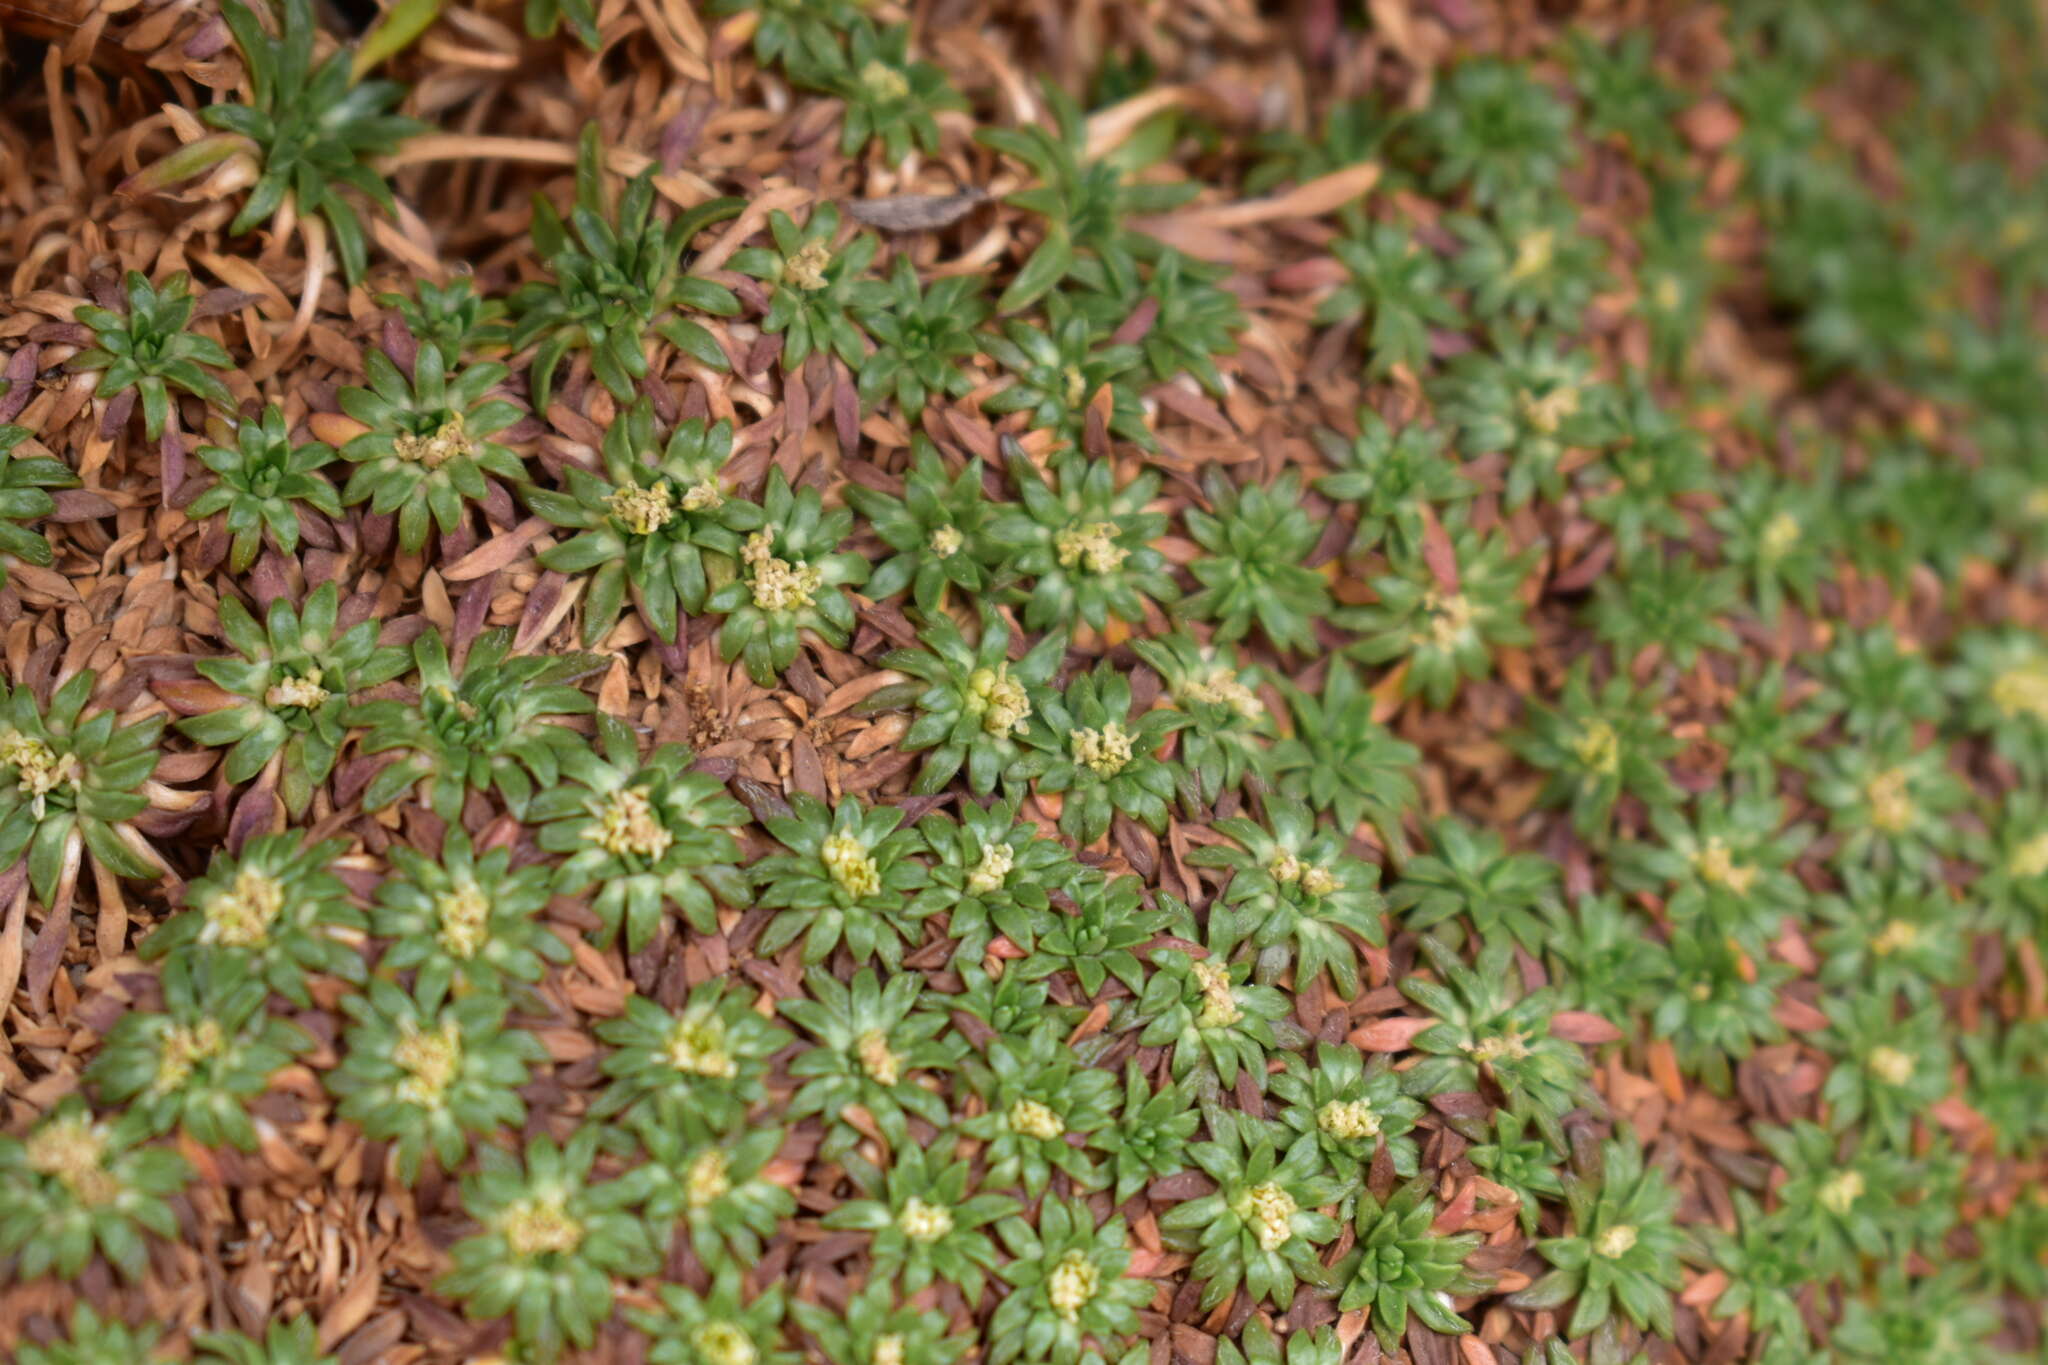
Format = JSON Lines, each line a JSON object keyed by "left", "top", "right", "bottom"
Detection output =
{"left": 0, "top": 0, "right": 2044, "bottom": 1362}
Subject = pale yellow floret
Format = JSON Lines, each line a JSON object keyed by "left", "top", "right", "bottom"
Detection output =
{"left": 1045, "top": 1249, "right": 1101, "bottom": 1323}
{"left": 2009, "top": 830, "right": 2048, "bottom": 880}
{"left": 1415, "top": 591, "right": 1476, "bottom": 653}
{"left": 1008, "top": 1097, "right": 1065, "bottom": 1141}
{"left": 1817, "top": 1169, "right": 1864, "bottom": 1215}
{"left": 967, "top": 840, "right": 1015, "bottom": 896}
{"left": 1760, "top": 512, "right": 1801, "bottom": 561}
{"left": 928, "top": 524, "right": 964, "bottom": 558}
{"left": 435, "top": 881, "right": 492, "bottom": 960}
{"left": 684, "top": 1149, "right": 731, "bottom": 1208}
{"left": 1071, "top": 722, "right": 1135, "bottom": 777}
{"left": 0, "top": 729, "right": 80, "bottom": 816}
{"left": 1181, "top": 667, "right": 1262, "bottom": 722}
{"left": 1508, "top": 228, "right": 1556, "bottom": 282}
{"left": 681, "top": 480, "right": 725, "bottom": 513}
{"left": 1572, "top": 720, "right": 1620, "bottom": 777}
{"left": 785, "top": 241, "right": 834, "bottom": 292}
{"left": 1990, "top": 664, "right": 2048, "bottom": 723}
{"left": 1237, "top": 1181, "right": 1298, "bottom": 1252}
{"left": 1055, "top": 521, "right": 1129, "bottom": 575}
{"left": 1192, "top": 960, "right": 1241, "bottom": 1030}
{"left": 743, "top": 531, "right": 824, "bottom": 612}
{"left": 1317, "top": 1098, "right": 1381, "bottom": 1141}
{"left": 821, "top": 832, "right": 882, "bottom": 898}
{"left": 1867, "top": 1045, "right": 1914, "bottom": 1086}
{"left": 691, "top": 1323, "right": 758, "bottom": 1365}
{"left": 392, "top": 1019, "right": 464, "bottom": 1108}
{"left": 588, "top": 786, "right": 673, "bottom": 861}
{"left": 1864, "top": 768, "right": 1916, "bottom": 834}
{"left": 152, "top": 1018, "right": 225, "bottom": 1096}
{"left": 1061, "top": 365, "right": 1088, "bottom": 410}
{"left": 1299, "top": 864, "right": 1341, "bottom": 898}
{"left": 896, "top": 1196, "right": 953, "bottom": 1242}
{"left": 969, "top": 665, "right": 1032, "bottom": 736}
{"left": 607, "top": 482, "right": 676, "bottom": 536}
{"left": 1871, "top": 919, "right": 1920, "bottom": 956}
{"left": 204, "top": 868, "right": 286, "bottom": 949}
{"left": 1594, "top": 1224, "right": 1638, "bottom": 1258}
{"left": 498, "top": 1193, "right": 583, "bottom": 1258}
{"left": 856, "top": 1028, "right": 901, "bottom": 1086}
{"left": 24, "top": 1114, "right": 118, "bottom": 1207}
{"left": 1465, "top": 1028, "right": 1533, "bottom": 1064}
{"left": 393, "top": 413, "right": 474, "bottom": 469}
{"left": 667, "top": 1010, "right": 737, "bottom": 1079}
{"left": 1518, "top": 384, "right": 1580, "bottom": 435}
{"left": 1692, "top": 839, "right": 1758, "bottom": 897}
{"left": 263, "top": 670, "right": 331, "bottom": 711}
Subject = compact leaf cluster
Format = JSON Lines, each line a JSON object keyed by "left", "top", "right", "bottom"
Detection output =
{"left": 2, "top": 0, "right": 2046, "bottom": 1364}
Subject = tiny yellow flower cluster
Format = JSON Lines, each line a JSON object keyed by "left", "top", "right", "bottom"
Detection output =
{"left": 1866, "top": 1045, "right": 1914, "bottom": 1086}
{"left": 1045, "top": 1249, "right": 1101, "bottom": 1323}
{"left": 856, "top": 1028, "right": 901, "bottom": 1086}
{"left": 498, "top": 1192, "right": 584, "bottom": 1258}
{"left": 858, "top": 60, "right": 910, "bottom": 102}
{"left": 667, "top": 1009, "right": 738, "bottom": 1078}
{"left": 435, "top": 881, "right": 492, "bottom": 959}
{"left": 690, "top": 1322, "right": 758, "bottom": 1365}
{"left": 1759, "top": 511, "right": 1801, "bottom": 561}
{"left": 1817, "top": 1169, "right": 1864, "bottom": 1215}
{"left": 1517, "top": 383, "right": 1580, "bottom": 436}
{"left": 1464, "top": 1028, "right": 1533, "bottom": 1064}
{"left": 896, "top": 1196, "right": 954, "bottom": 1242}
{"left": 393, "top": 413, "right": 474, "bottom": 469}
{"left": 784, "top": 240, "right": 834, "bottom": 292}
{"left": 1191, "top": 960, "right": 1242, "bottom": 1030}
{"left": 153, "top": 1018, "right": 225, "bottom": 1097}
{"left": 821, "top": 832, "right": 882, "bottom": 898}
{"left": 682, "top": 480, "right": 725, "bottom": 513}
{"left": 1572, "top": 719, "right": 1621, "bottom": 777}
{"left": 1316, "top": 1098, "right": 1382, "bottom": 1141}
{"left": 928, "top": 524, "right": 964, "bottom": 558}
{"left": 1508, "top": 228, "right": 1556, "bottom": 282}
{"left": 607, "top": 481, "right": 676, "bottom": 536}
{"left": 1007, "top": 1097, "right": 1065, "bottom": 1141}
{"left": 1055, "top": 521, "right": 1128, "bottom": 575}
{"left": 393, "top": 1019, "right": 464, "bottom": 1108}
{"left": 684, "top": 1149, "right": 731, "bottom": 1208}
{"left": 1070, "top": 722, "right": 1134, "bottom": 777}
{"left": 1991, "top": 663, "right": 2048, "bottom": 723}
{"left": 263, "top": 669, "right": 331, "bottom": 711}
{"left": 205, "top": 868, "right": 287, "bottom": 949}
{"left": 2008, "top": 829, "right": 2048, "bottom": 880}
{"left": 1181, "top": 666, "right": 1262, "bottom": 722}
{"left": 1237, "top": 1181, "right": 1298, "bottom": 1252}
{"left": 1061, "top": 365, "right": 1088, "bottom": 410}
{"left": 1691, "top": 838, "right": 1757, "bottom": 897}
{"left": 1415, "top": 590, "right": 1476, "bottom": 652}
{"left": 1268, "top": 849, "right": 1340, "bottom": 898}
{"left": 966, "top": 840, "right": 1015, "bottom": 896}
{"left": 588, "top": 786, "right": 673, "bottom": 861}
{"left": 1863, "top": 768, "right": 1916, "bottom": 834}
{"left": 1594, "top": 1223, "right": 1638, "bottom": 1258}
{"left": 0, "top": 728, "right": 80, "bottom": 815}
{"left": 25, "top": 1114, "right": 118, "bottom": 1207}
{"left": 743, "top": 531, "right": 823, "bottom": 612}
{"left": 969, "top": 665, "right": 1033, "bottom": 736}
